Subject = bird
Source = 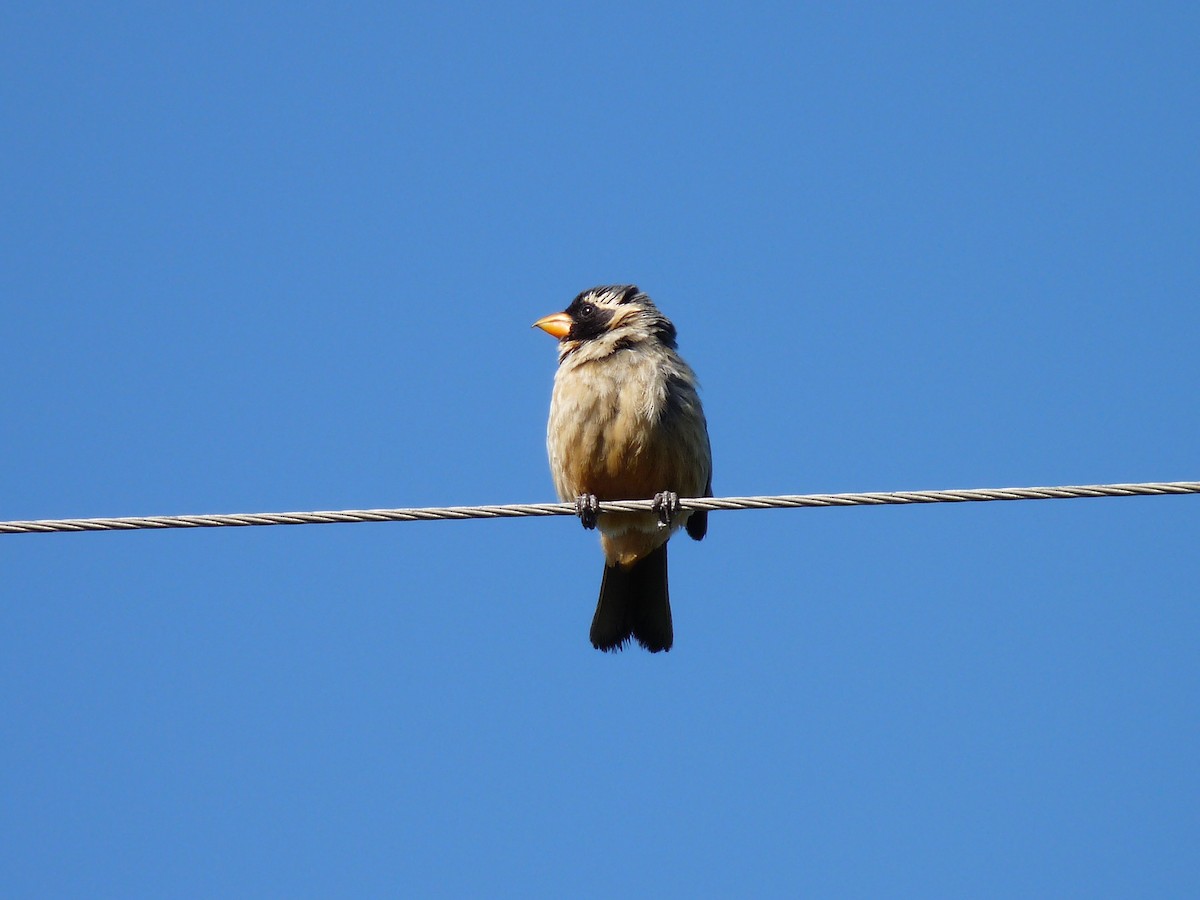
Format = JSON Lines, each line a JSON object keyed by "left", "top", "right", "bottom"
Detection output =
{"left": 533, "top": 285, "right": 712, "bottom": 652}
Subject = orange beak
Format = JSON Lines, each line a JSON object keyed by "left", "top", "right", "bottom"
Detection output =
{"left": 532, "top": 312, "right": 573, "bottom": 339}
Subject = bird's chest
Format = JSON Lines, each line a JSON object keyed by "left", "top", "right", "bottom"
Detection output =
{"left": 546, "top": 358, "right": 667, "bottom": 500}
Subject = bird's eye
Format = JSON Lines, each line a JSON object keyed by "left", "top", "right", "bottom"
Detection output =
{"left": 579, "top": 303, "right": 596, "bottom": 317}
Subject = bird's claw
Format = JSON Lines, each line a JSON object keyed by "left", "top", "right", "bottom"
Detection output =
{"left": 575, "top": 494, "right": 599, "bottom": 530}
{"left": 653, "top": 491, "right": 681, "bottom": 527}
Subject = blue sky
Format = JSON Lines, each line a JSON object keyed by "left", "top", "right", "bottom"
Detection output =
{"left": 3, "top": 2, "right": 1198, "bottom": 895}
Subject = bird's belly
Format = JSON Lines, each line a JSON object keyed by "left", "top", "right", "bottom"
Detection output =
{"left": 552, "top": 395, "right": 687, "bottom": 566}
{"left": 546, "top": 352, "right": 709, "bottom": 568}
{"left": 548, "top": 371, "right": 700, "bottom": 502}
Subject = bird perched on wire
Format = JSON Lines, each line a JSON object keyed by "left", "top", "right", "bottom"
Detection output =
{"left": 534, "top": 285, "right": 712, "bottom": 652}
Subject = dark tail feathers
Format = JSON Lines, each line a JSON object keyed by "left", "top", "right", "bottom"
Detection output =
{"left": 590, "top": 543, "right": 673, "bottom": 653}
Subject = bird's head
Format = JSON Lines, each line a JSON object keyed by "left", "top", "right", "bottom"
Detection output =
{"left": 533, "top": 285, "right": 677, "bottom": 362}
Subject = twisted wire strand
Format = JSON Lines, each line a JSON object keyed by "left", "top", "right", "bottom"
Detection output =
{"left": 1, "top": 481, "right": 1196, "bottom": 535}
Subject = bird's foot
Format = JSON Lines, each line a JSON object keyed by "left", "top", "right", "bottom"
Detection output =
{"left": 652, "top": 491, "right": 681, "bottom": 527}
{"left": 575, "top": 494, "right": 599, "bottom": 530}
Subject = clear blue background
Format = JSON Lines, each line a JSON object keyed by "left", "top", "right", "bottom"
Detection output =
{"left": 3, "top": 3, "right": 1198, "bottom": 895}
